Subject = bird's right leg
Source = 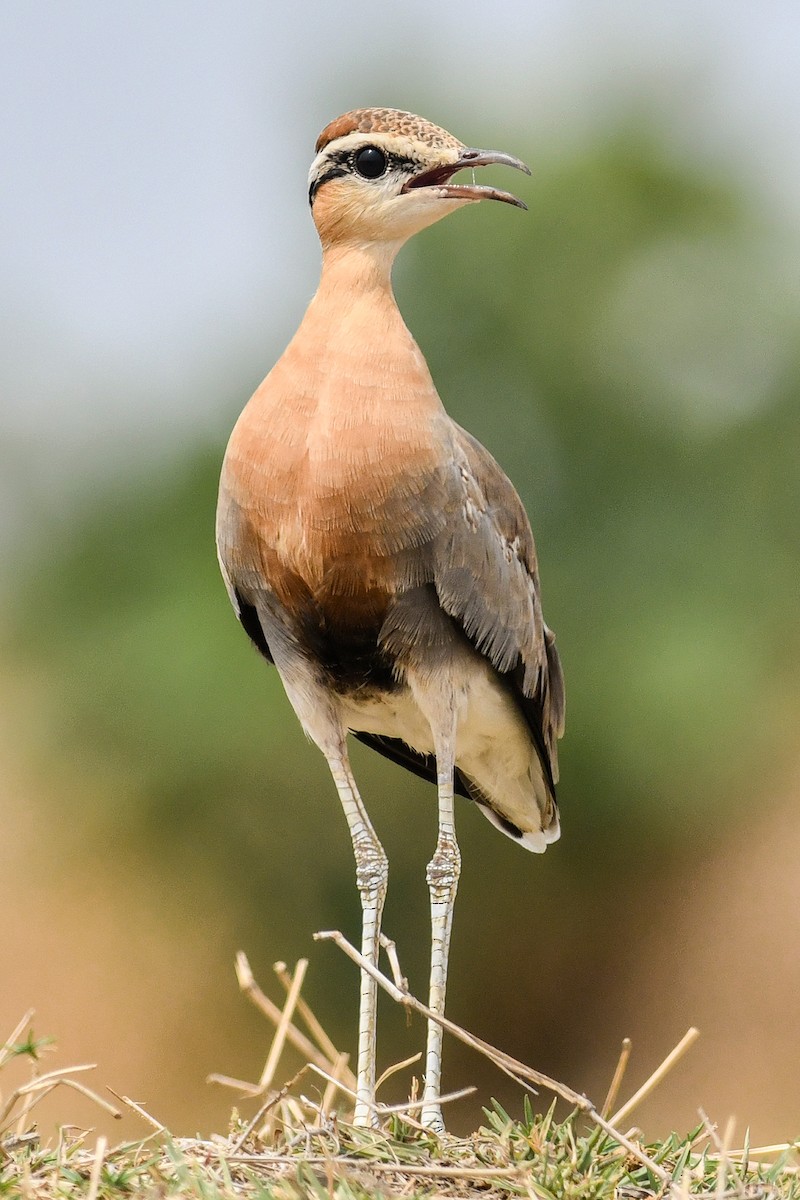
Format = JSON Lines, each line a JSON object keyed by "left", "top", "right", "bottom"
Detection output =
{"left": 265, "top": 632, "right": 387, "bottom": 1127}
{"left": 324, "top": 746, "right": 388, "bottom": 1127}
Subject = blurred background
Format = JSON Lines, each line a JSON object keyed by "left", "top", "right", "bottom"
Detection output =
{"left": 2, "top": 0, "right": 799, "bottom": 1145}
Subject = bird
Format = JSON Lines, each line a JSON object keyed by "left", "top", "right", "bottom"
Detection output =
{"left": 216, "top": 107, "right": 565, "bottom": 1131}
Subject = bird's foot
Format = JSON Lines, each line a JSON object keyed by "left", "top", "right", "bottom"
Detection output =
{"left": 420, "top": 1104, "right": 446, "bottom": 1133}
{"left": 352, "top": 1099, "right": 380, "bottom": 1128}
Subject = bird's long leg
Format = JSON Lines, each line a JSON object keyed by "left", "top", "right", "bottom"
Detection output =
{"left": 421, "top": 701, "right": 461, "bottom": 1131}
{"left": 266, "top": 644, "right": 387, "bottom": 1128}
{"left": 325, "top": 749, "right": 388, "bottom": 1127}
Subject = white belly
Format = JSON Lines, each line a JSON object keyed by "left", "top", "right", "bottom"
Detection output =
{"left": 337, "top": 655, "right": 558, "bottom": 852}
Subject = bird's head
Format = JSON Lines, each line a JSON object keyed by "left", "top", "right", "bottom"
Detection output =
{"left": 308, "top": 107, "right": 530, "bottom": 251}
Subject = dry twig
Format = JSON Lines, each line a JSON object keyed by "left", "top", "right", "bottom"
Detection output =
{"left": 230, "top": 1065, "right": 310, "bottom": 1154}
{"left": 106, "top": 1087, "right": 166, "bottom": 1133}
{"left": 601, "top": 1037, "right": 632, "bottom": 1119}
{"left": 259, "top": 958, "right": 308, "bottom": 1091}
{"left": 0, "top": 1062, "right": 120, "bottom": 1132}
{"left": 0, "top": 1010, "right": 36, "bottom": 1072}
{"left": 611, "top": 1026, "right": 699, "bottom": 1126}
{"left": 274, "top": 960, "right": 343, "bottom": 1070}
{"left": 86, "top": 1135, "right": 107, "bottom": 1200}
{"left": 315, "top": 928, "right": 671, "bottom": 1184}
{"left": 234, "top": 952, "right": 356, "bottom": 1091}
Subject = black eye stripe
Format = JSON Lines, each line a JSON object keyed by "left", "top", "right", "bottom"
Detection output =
{"left": 309, "top": 146, "right": 420, "bottom": 205}
{"left": 308, "top": 165, "right": 347, "bottom": 205}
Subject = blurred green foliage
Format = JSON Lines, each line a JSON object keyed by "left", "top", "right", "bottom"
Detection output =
{"left": 5, "top": 131, "right": 799, "bottom": 1112}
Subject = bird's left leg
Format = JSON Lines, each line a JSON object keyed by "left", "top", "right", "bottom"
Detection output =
{"left": 417, "top": 689, "right": 461, "bottom": 1131}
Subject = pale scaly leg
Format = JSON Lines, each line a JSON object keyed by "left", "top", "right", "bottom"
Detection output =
{"left": 325, "top": 749, "right": 388, "bottom": 1127}
{"left": 266, "top": 636, "right": 388, "bottom": 1130}
{"left": 421, "top": 701, "right": 461, "bottom": 1131}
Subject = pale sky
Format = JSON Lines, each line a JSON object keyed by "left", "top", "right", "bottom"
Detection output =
{"left": 1, "top": 0, "right": 799, "bottom": 545}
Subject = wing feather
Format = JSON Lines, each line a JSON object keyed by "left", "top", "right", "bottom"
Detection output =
{"left": 432, "top": 424, "right": 565, "bottom": 789}
{"left": 352, "top": 732, "right": 472, "bottom": 798}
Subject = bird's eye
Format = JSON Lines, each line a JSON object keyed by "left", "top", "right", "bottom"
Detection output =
{"left": 354, "top": 146, "right": 387, "bottom": 179}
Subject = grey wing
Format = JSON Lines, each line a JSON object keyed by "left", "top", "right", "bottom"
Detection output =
{"left": 432, "top": 424, "right": 565, "bottom": 791}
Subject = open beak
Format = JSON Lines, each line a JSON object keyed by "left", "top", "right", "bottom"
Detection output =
{"left": 402, "top": 148, "right": 531, "bottom": 209}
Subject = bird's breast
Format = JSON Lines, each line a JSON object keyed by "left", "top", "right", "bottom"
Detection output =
{"left": 217, "top": 337, "right": 459, "bottom": 700}
{"left": 222, "top": 342, "right": 451, "bottom": 594}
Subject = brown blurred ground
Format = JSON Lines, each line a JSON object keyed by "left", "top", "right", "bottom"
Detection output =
{"left": 617, "top": 764, "right": 800, "bottom": 1136}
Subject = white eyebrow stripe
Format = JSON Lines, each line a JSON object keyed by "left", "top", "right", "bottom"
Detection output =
{"left": 307, "top": 131, "right": 459, "bottom": 192}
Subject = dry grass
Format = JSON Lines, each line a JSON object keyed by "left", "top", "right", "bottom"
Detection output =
{"left": 2, "top": 933, "right": 799, "bottom": 1199}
